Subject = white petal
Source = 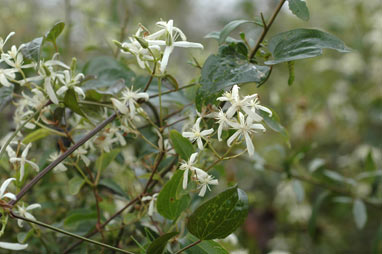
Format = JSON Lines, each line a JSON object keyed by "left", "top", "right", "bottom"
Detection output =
{"left": 198, "top": 185, "right": 207, "bottom": 197}
{"left": 26, "top": 203, "right": 41, "bottom": 210}
{"left": 173, "top": 41, "right": 204, "bottom": 49}
{"left": 197, "top": 138, "right": 204, "bottom": 150}
{"left": 182, "top": 168, "right": 189, "bottom": 189}
{"left": 45, "top": 80, "right": 59, "bottom": 104}
{"left": 56, "top": 86, "right": 68, "bottom": 96}
{"left": 244, "top": 132, "right": 255, "bottom": 156}
{"left": 258, "top": 105, "right": 272, "bottom": 116}
{"left": 2, "top": 192, "right": 16, "bottom": 200}
{"left": 0, "top": 178, "right": 15, "bottom": 197}
{"left": 160, "top": 46, "right": 174, "bottom": 73}
{"left": 182, "top": 132, "right": 194, "bottom": 138}
{"left": 0, "top": 242, "right": 28, "bottom": 251}
{"left": 200, "top": 128, "right": 214, "bottom": 136}
{"left": 189, "top": 152, "right": 198, "bottom": 164}
{"left": 111, "top": 98, "right": 129, "bottom": 114}
{"left": 227, "top": 130, "right": 241, "bottom": 147}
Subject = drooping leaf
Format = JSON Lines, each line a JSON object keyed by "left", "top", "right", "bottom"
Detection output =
{"left": 68, "top": 175, "right": 85, "bottom": 195}
{"left": 198, "top": 43, "right": 270, "bottom": 108}
{"left": 187, "top": 186, "right": 248, "bottom": 240}
{"left": 265, "top": 29, "right": 351, "bottom": 65}
{"left": 287, "top": 61, "right": 295, "bottom": 86}
{"left": 288, "top": 0, "right": 310, "bottom": 21}
{"left": 180, "top": 234, "right": 229, "bottom": 254}
{"left": 99, "top": 178, "right": 128, "bottom": 198}
{"left": 169, "top": 130, "right": 195, "bottom": 161}
{"left": 157, "top": 170, "right": 191, "bottom": 220}
{"left": 64, "top": 88, "right": 87, "bottom": 118}
{"left": 146, "top": 232, "right": 178, "bottom": 254}
{"left": 22, "top": 128, "right": 51, "bottom": 144}
{"left": 259, "top": 109, "right": 290, "bottom": 146}
{"left": 353, "top": 199, "right": 367, "bottom": 229}
{"left": 0, "top": 84, "right": 14, "bottom": 110}
{"left": 45, "top": 21, "right": 65, "bottom": 46}
{"left": 218, "top": 20, "right": 255, "bottom": 44}
{"left": 20, "top": 37, "right": 44, "bottom": 63}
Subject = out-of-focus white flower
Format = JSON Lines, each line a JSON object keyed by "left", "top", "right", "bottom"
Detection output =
{"left": 0, "top": 242, "right": 28, "bottom": 251}
{"left": 227, "top": 112, "right": 265, "bottom": 156}
{"left": 9, "top": 143, "right": 39, "bottom": 181}
{"left": 73, "top": 147, "right": 90, "bottom": 166}
{"left": 142, "top": 193, "right": 158, "bottom": 216}
{"left": 288, "top": 203, "right": 312, "bottom": 224}
{"left": 182, "top": 118, "right": 214, "bottom": 150}
{"left": 0, "top": 68, "right": 17, "bottom": 87}
{"left": 111, "top": 87, "right": 149, "bottom": 119}
{"left": 16, "top": 203, "right": 41, "bottom": 227}
{"left": 196, "top": 171, "right": 218, "bottom": 197}
{"left": 179, "top": 152, "right": 202, "bottom": 189}
{"left": 222, "top": 233, "right": 239, "bottom": 245}
{"left": 49, "top": 152, "right": 67, "bottom": 172}
{"left": 56, "top": 70, "right": 85, "bottom": 98}
{"left": 0, "top": 31, "right": 15, "bottom": 52}
{"left": 0, "top": 178, "right": 16, "bottom": 201}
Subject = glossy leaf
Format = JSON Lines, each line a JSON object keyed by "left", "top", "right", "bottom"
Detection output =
{"left": 22, "top": 128, "right": 51, "bottom": 144}
{"left": 146, "top": 232, "right": 178, "bottom": 254}
{"left": 0, "top": 84, "right": 14, "bottom": 110}
{"left": 157, "top": 170, "right": 191, "bottom": 220}
{"left": 20, "top": 37, "right": 44, "bottom": 63}
{"left": 265, "top": 29, "right": 351, "bottom": 65}
{"left": 169, "top": 130, "right": 195, "bottom": 161}
{"left": 64, "top": 88, "right": 87, "bottom": 118}
{"left": 218, "top": 20, "right": 255, "bottom": 44}
{"left": 288, "top": 0, "right": 310, "bottom": 21}
{"left": 353, "top": 199, "right": 367, "bottom": 229}
{"left": 68, "top": 175, "right": 85, "bottom": 195}
{"left": 45, "top": 21, "right": 65, "bottom": 45}
{"left": 180, "top": 234, "right": 229, "bottom": 254}
{"left": 187, "top": 186, "right": 248, "bottom": 240}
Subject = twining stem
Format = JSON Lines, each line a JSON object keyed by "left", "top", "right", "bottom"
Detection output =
{"left": 10, "top": 212, "right": 135, "bottom": 254}
{"left": 249, "top": 0, "right": 287, "bottom": 59}
{"left": 149, "top": 83, "right": 197, "bottom": 99}
{"left": 8, "top": 112, "right": 117, "bottom": 206}
{"left": 143, "top": 61, "right": 157, "bottom": 92}
{"left": 175, "top": 239, "right": 202, "bottom": 254}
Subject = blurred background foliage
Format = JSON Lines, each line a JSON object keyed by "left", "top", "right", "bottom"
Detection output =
{"left": 0, "top": 0, "right": 381, "bottom": 253}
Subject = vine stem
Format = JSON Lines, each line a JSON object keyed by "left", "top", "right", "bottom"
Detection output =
{"left": 175, "top": 239, "right": 202, "bottom": 254}
{"left": 10, "top": 212, "right": 135, "bottom": 254}
{"left": 8, "top": 112, "right": 117, "bottom": 206}
{"left": 149, "top": 83, "right": 197, "bottom": 99}
{"left": 249, "top": 0, "right": 287, "bottom": 59}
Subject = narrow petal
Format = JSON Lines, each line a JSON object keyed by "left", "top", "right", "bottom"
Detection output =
{"left": 198, "top": 185, "right": 207, "bottom": 197}
{"left": 258, "top": 105, "right": 273, "bottom": 116}
{"left": 200, "top": 128, "right": 214, "bottom": 136}
{"left": 227, "top": 130, "right": 241, "bottom": 147}
{"left": 182, "top": 168, "right": 189, "bottom": 189}
{"left": 56, "top": 86, "right": 68, "bottom": 96}
{"left": 173, "top": 41, "right": 204, "bottom": 49}
{"left": 189, "top": 152, "right": 198, "bottom": 164}
{"left": 111, "top": 98, "right": 129, "bottom": 114}
{"left": 3, "top": 192, "right": 16, "bottom": 200}
{"left": 197, "top": 138, "right": 204, "bottom": 150}
{"left": 0, "top": 178, "right": 15, "bottom": 197}
{"left": 244, "top": 132, "right": 255, "bottom": 156}
{"left": 0, "top": 242, "right": 28, "bottom": 251}
{"left": 45, "top": 80, "right": 59, "bottom": 104}
{"left": 160, "top": 46, "right": 174, "bottom": 73}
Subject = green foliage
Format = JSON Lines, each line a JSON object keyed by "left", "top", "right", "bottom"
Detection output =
{"left": 22, "top": 128, "right": 51, "bottom": 144}
{"left": 68, "top": 175, "right": 85, "bottom": 195}
{"left": 146, "top": 232, "right": 178, "bottom": 254}
{"left": 180, "top": 234, "right": 229, "bottom": 254}
{"left": 63, "top": 88, "right": 87, "bottom": 118}
{"left": 187, "top": 186, "right": 248, "bottom": 240}
{"left": 45, "top": 21, "right": 65, "bottom": 46}
{"left": 20, "top": 37, "right": 44, "bottom": 63}
{"left": 259, "top": 109, "right": 289, "bottom": 145}
{"left": 218, "top": 20, "right": 256, "bottom": 45}
{"left": 0, "top": 84, "right": 14, "bottom": 110}
{"left": 169, "top": 130, "right": 195, "bottom": 161}
{"left": 288, "top": 0, "right": 310, "bottom": 21}
{"left": 265, "top": 28, "right": 351, "bottom": 64}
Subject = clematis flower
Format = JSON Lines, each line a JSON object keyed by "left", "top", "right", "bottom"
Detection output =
{"left": 182, "top": 118, "right": 214, "bottom": 150}
{"left": 179, "top": 152, "right": 202, "bottom": 189}
{"left": 0, "top": 242, "right": 28, "bottom": 251}
{"left": 56, "top": 70, "right": 85, "bottom": 98}
{"left": 111, "top": 87, "right": 149, "bottom": 119}
{"left": 142, "top": 193, "right": 158, "bottom": 216}
{"left": 196, "top": 172, "right": 218, "bottom": 197}
{"left": 48, "top": 152, "right": 67, "bottom": 172}
{"left": 15, "top": 203, "right": 41, "bottom": 227}
{"left": 9, "top": 143, "right": 39, "bottom": 181}
{"left": 248, "top": 97, "right": 273, "bottom": 118}
{"left": 2, "top": 45, "right": 35, "bottom": 71}
{"left": 227, "top": 112, "right": 265, "bottom": 156}
{"left": 0, "top": 68, "right": 17, "bottom": 87}
{"left": 213, "top": 108, "right": 232, "bottom": 141}
{"left": 0, "top": 178, "right": 16, "bottom": 201}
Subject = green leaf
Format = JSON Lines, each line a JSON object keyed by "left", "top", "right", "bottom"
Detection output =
{"left": 146, "top": 232, "right": 178, "bottom": 254}
{"left": 365, "top": 151, "right": 376, "bottom": 172}
{"left": 199, "top": 43, "right": 270, "bottom": 107}
{"left": 187, "top": 186, "right": 248, "bottom": 240}
{"left": 95, "top": 148, "right": 121, "bottom": 173}
{"left": 205, "top": 31, "right": 241, "bottom": 44}
{"left": 22, "top": 128, "right": 51, "bottom": 144}
{"left": 45, "top": 21, "right": 65, "bottom": 45}
{"left": 20, "top": 37, "right": 44, "bottom": 63}
{"left": 64, "top": 88, "right": 87, "bottom": 118}
{"left": 308, "top": 191, "right": 329, "bottom": 238}
{"left": 259, "top": 109, "right": 289, "bottom": 146}
{"left": 157, "top": 170, "right": 191, "bottom": 220}
{"left": 218, "top": 20, "right": 255, "bottom": 44}
{"left": 287, "top": 61, "right": 295, "bottom": 86}
{"left": 372, "top": 223, "right": 382, "bottom": 254}
{"left": 63, "top": 209, "right": 98, "bottom": 226}
{"left": 180, "top": 234, "right": 229, "bottom": 254}
{"left": 68, "top": 175, "right": 85, "bottom": 195}
{"left": 169, "top": 130, "right": 195, "bottom": 161}
{"left": 265, "top": 29, "right": 351, "bottom": 65}
{"left": 288, "top": 0, "right": 310, "bottom": 21}
{"left": 99, "top": 178, "right": 128, "bottom": 198}
{"left": 0, "top": 84, "right": 14, "bottom": 110}
{"left": 353, "top": 199, "right": 367, "bottom": 229}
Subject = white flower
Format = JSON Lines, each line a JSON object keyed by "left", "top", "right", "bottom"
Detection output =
{"left": 179, "top": 152, "right": 202, "bottom": 189}
{"left": 111, "top": 87, "right": 149, "bottom": 119}
{"left": 56, "top": 70, "right": 85, "bottom": 98}
{"left": 146, "top": 20, "right": 204, "bottom": 73}
{"left": 72, "top": 147, "right": 90, "bottom": 166}
{"left": 16, "top": 203, "right": 41, "bottom": 227}
{"left": 0, "top": 178, "right": 16, "bottom": 201}
{"left": 0, "top": 242, "right": 28, "bottom": 251}
{"left": 248, "top": 97, "right": 272, "bottom": 118}
{"left": 196, "top": 172, "right": 218, "bottom": 197}
{"left": 49, "top": 152, "right": 67, "bottom": 172}
{"left": 227, "top": 112, "right": 265, "bottom": 156}
{"left": 214, "top": 109, "right": 231, "bottom": 141}
{"left": 182, "top": 118, "right": 214, "bottom": 150}
{"left": 9, "top": 143, "right": 40, "bottom": 181}
{"left": 142, "top": 193, "right": 158, "bottom": 216}
{"left": 0, "top": 68, "right": 17, "bottom": 87}
{"left": 2, "top": 45, "right": 35, "bottom": 70}
{"left": 0, "top": 31, "right": 15, "bottom": 52}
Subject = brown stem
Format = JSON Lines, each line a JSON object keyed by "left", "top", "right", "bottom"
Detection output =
{"left": 175, "top": 239, "right": 202, "bottom": 254}
{"left": 143, "top": 62, "right": 157, "bottom": 92}
{"left": 249, "top": 0, "right": 286, "bottom": 59}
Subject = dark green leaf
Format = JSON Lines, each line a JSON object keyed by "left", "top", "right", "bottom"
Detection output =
{"left": 353, "top": 199, "right": 367, "bottom": 229}
{"left": 63, "top": 209, "right": 97, "bottom": 226}
{"left": 199, "top": 43, "right": 270, "bottom": 107}
{"left": 0, "top": 84, "right": 14, "bottom": 110}
{"left": 259, "top": 109, "right": 290, "bottom": 146}
{"left": 20, "top": 37, "right": 44, "bottom": 62}
{"left": 180, "top": 234, "right": 229, "bottom": 254}
{"left": 365, "top": 151, "right": 376, "bottom": 172}
{"left": 146, "top": 232, "right": 178, "bottom": 254}
{"left": 99, "top": 178, "right": 128, "bottom": 198}
{"left": 288, "top": 0, "right": 310, "bottom": 21}
{"left": 205, "top": 31, "right": 241, "bottom": 44}
{"left": 187, "top": 186, "right": 248, "bottom": 240}
{"left": 45, "top": 21, "right": 65, "bottom": 45}
{"left": 22, "top": 128, "right": 51, "bottom": 144}
{"left": 372, "top": 223, "right": 382, "bottom": 254}
{"left": 287, "top": 61, "right": 295, "bottom": 86}
{"left": 68, "top": 175, "right": 85, "bottom": 195}
{"left": 157, "top": 170, "right": 191, "bottom": 220}
{"left": 169, "top": 130, "right": 195, "bottom": 161}
{"left": 265, "top": 29, "right": 351, "bottom": 65}
{"left": 64, "top": 88, "right": 87, "bottom": 118}
{"left": 309, "top": 191, "right": 329, "bottom": 238}
{"left": 219, "top": 20, "right": 255, "bottom": 44}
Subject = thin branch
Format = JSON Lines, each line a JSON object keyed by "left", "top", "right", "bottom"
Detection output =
{"left": 149, "top": 83, "right": 197, "bottom": 99}
{"left": 143, "top": 62, "right": 157, "bottom": 92}
{"left": 175, "top": 239, "right": 202, "bottom": 254}
{"left": 249, "top": 0, "right": 286, "bottom": 59}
